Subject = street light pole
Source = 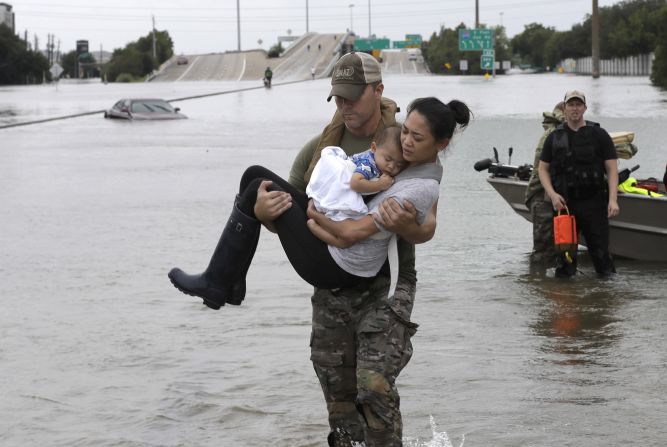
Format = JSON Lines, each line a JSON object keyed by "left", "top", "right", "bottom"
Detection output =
{"left": 368, "top": 0, "right": 371, "bottom": 37}
{"left": 592, "top": 0, "right": 600, "bottom": 78}
{"left": 236, "top": 0, "right": 241, "bottom": 51}
{"left": 475, "top": 0, "right": 479, "bottom": 28}
{"left": 349, "top": 4, "right": 354, "bottom": 33}
{"left": 306, "top": 0, "right": 309, "bottom": 33}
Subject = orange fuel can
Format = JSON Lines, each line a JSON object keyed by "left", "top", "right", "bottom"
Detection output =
{"left": 553, "top": 207, "right": 578, "bottom": 251}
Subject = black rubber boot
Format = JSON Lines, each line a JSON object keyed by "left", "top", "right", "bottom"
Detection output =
{"left": 168, "top": 203, "right": 260, "bottom": 310}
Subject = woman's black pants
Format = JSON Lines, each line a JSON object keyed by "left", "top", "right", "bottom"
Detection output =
{"left": 236, "top": 165, "right": 360, "bottom": 289}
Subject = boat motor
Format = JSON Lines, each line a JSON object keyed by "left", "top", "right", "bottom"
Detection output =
{"left": 473, "top": 158, "right": 532, "bottom": 180}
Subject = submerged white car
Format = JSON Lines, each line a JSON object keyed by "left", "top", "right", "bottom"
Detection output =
{"left": 104, "top": 98, "right": 187, "bottom": 120}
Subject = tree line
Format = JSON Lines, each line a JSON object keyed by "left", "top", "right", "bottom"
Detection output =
{"left": 423, "top": 0, "right": 667, "bottom": 88}
{"left": 0, "top": 23, "right": 50, "bottom": 85}
{"left": 2, "top": 0, "right": 666, "bottom": 88}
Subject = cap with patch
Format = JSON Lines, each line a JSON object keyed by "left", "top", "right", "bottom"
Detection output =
{"left": 327, "top": 52, "right": 382, "bottom": 102}
{"left": 564, "top": 90, "right": 586, "bottom": 105}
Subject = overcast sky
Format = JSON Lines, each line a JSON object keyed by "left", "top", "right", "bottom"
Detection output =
{"left": 8, "top": 0, "right": 625, "bottom": 55}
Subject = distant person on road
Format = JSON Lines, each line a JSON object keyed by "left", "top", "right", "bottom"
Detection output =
{"left": 538, "top": 90, "right": 619, "bottom": 277}
{"left": 306, "top": 126, "right": 406, "bottom": 222}
{"left": 525, "top": 101, "right": 565, "bottom": 265}
{"left": 263, "top": 66, "right": 273, "bottom": 87}
{"left": 311, "top": 66, "right": 316, "bottom": 80}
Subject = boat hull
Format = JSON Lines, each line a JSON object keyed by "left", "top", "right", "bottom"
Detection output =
{"left": 487, "top": 177, "right": 667, "bottom": 262}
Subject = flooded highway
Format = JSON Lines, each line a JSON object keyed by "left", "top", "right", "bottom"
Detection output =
{"left": 1, "top": 73, "right": 666, "bottom": 446}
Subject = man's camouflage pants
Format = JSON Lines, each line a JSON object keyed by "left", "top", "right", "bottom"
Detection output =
{"left": 310, "top": 276, "right": 417, "bottom": 447}
{"left": 528, "top": 194, "right": 557, "bottom": 265}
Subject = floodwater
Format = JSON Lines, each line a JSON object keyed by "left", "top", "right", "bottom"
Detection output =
{"left": 1, "top": 74, "right": 666, "bottom": 447}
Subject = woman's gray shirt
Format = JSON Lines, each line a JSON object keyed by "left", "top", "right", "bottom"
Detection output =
{"left": 328, "top": 161, "right": 442, "bottom": 277}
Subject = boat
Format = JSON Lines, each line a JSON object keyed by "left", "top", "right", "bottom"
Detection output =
{"left": 474, "top": 157, "right": 667, "bottom": 262}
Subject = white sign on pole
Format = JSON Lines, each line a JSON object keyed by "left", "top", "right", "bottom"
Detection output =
{"left": 50, "top": 63, "right": 64, "bottom": 78}
{"left": 459, "top": 59, "right": 468, "bottom": 71}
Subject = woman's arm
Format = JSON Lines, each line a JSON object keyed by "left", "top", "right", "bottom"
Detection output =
{"left": 306, "top": 201, "right": 379, "bottom": 248}
{"left": 374, "top": 199, "right": 438, "bottom": 244}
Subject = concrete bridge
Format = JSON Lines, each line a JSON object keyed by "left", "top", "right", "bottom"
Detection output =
{"left": 150, "top": 32, "right": 428, "bottom": 83}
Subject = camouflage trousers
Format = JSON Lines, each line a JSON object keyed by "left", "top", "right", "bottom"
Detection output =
{"left": 528, "top": 194, "right": 557, "bottom": 265}
{"left": 310, "top": 275, "right": 418, "bottom": 447}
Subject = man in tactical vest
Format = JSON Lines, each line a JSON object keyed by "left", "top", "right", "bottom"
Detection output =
{"left": 538, "top": 90, "right": 619, "bottom": 277}
{"left": 253, "top": 52, "right": 437, "bottom": 446}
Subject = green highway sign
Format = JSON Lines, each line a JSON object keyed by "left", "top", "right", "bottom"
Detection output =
{"left": 481, "top": 54, "right": 494, "bottom": 70}
{"left": 459, "top": 29, "right": 494, "bottom": 51}
{"left": 405, "top": 34, "right": 422, "bottom": 44}
{"left": 355, "top": 38, "right": 390, "bottom": 51}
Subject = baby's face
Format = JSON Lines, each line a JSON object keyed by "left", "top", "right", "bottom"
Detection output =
{"left": 374, "top": 143, "right": 406, "bottom": 176}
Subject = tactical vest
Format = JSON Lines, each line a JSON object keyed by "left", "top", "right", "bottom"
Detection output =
{"left": 549, "top": 121, "right": 607, "bottom": 199}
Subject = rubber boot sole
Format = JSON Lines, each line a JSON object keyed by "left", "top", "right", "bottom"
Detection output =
{"left": 167, "top": 269, "right": 225, "bottom": 310}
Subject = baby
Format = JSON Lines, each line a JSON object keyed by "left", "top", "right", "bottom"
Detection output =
{"left": 306, "top": 125, "right": 406, "bottom": 221}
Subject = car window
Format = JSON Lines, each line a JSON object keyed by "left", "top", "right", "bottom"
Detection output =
{"left": 131, "top": 100, "right": 174, "bottom": 113}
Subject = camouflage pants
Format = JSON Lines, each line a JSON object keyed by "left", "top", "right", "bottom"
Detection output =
{"left": 310, "top": 276, "right": 418, "bottom": 447}
{"left": 528, "top": 194, "right": 557, "bottom": 265}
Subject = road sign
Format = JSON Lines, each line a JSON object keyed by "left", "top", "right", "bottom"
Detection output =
{"left": 458, "top": 29, "right": 494, "bottom": 51}
{"left": 481, "top": 54, "right": 494, "bottom": 70}
{"left": 459, "top": 60, "right": 468, "bottom": 71}
{"left": 50, "top": 63, "right": 64, "bottom": 78}
{"left": 355, "top": 38, "right": 390, "bottom": 51}
{"left": 482, "top": 49, "right": 495, "bottom": 57}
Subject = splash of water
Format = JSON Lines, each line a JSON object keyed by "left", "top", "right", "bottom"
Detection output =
{"left": 403, "top": 415, "right": 465, "bottom": 447}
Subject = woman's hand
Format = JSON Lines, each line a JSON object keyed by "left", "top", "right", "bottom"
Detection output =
{"left": 374, "top": 198, "right": 417, "bottom": 231}
{"left": 254, "top": 180, "right": 291, "bottom": 225}
{"left": 374, "top": 198, "right": 437, "bottom": 244}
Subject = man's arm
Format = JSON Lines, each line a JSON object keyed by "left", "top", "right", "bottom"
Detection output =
{"left": 255, "top": 136, "right": 320, "bottom": 232}
{"left": 538, "top": 160, "right": 566, "bottom": 210}
{"left": 605, "top": 159, "right": 619, "bottom": 218}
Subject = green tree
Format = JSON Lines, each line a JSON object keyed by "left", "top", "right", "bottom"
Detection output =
{"left": 102, "top": 29, "right": 173, "bottom": 82}
{"left": 0, "top": 23, "right": 50, "bottom": 84}
{"left": 650, "top": 4, "right": 667, "bottom": 88}
{"left": 268, "top": 41, "right": 284, "bottom": 58}
{"left": 510, "top": 23, "right": 557, "bottom": 68}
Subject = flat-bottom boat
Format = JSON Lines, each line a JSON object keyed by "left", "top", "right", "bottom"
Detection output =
{"left": 476, "top": 160, "right": 667, "bottom": 262}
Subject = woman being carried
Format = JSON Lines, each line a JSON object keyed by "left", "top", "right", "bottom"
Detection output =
{"left": 168, "top": 97, "right": 471, "bottom": 310}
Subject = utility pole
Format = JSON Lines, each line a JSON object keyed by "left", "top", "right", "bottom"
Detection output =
{"left": 152, "top": 15, "right": 157, "bottom": 60}
{"left": 306, "top": 0, "right": 309, "bottom": 33}
{"left": 237, "top": 0, "right": 241, "bottom": 51}
{"left": 475, "top": 0, "right": 479, "bottom": 28}
{"left": 368, "top": 0, "right": 371, "bottom": 37}
{"left": 591, "top": 0, "right": 600, "bottom": 78}
{"left": 349, "top": 4, "right": 354, "bottom": 33}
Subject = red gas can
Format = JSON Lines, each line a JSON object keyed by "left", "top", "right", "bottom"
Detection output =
{"left": 554, "top": 207, "right": 577, "bottom": 253}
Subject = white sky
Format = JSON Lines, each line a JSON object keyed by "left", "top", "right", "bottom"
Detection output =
{"left": 7, "top": 0, "right": 625, "bottom": 55}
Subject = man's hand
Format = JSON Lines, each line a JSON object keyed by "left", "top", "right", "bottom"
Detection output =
{"left": 548, "top": 191, "right": 567, "bottom": 211}
{"left": 608, "top": 199, "right": 620, "bottom": 218}
{"left": 253, "top": 180, "right": 292, "bottom": 225}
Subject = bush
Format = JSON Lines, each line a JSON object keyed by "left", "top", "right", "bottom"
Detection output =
{"left": 115, "top": 73, "right": 136, "bottom": 83}
{"left": 268, "top": 42, "right": 284, "bottom": 58}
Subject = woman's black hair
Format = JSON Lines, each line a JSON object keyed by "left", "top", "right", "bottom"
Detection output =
{"left": 406, "top": 97, "right": 472, "bottom": 141}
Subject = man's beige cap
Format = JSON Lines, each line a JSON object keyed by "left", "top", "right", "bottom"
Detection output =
{"left": 327, "top": 52, "right": 382, "bottom": 102}
{"left": 564, "top": 90, "right": 586, "bottom": 104}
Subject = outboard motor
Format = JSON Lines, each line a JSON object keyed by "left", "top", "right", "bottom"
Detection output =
{"left": 474, "top": 147, "right": 532, "bottom": 180}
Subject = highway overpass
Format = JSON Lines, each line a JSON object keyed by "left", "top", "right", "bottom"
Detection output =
{"left": 150, "top": 32, "right": 428, "bottom": 83}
